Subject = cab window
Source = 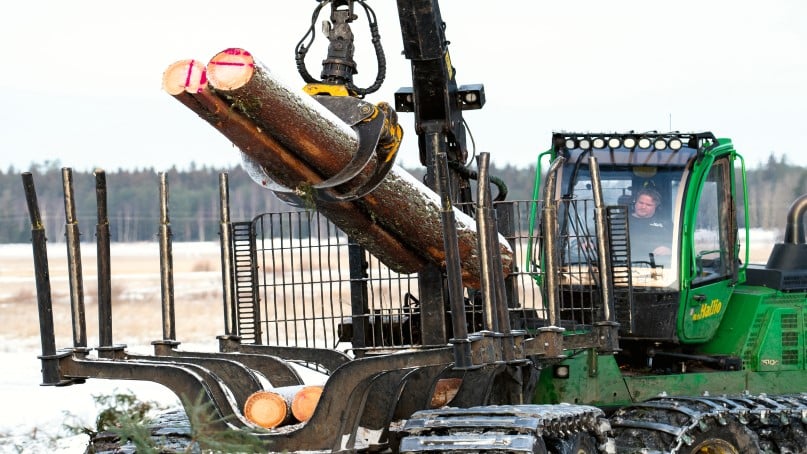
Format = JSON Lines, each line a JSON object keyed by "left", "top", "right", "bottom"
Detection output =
{"left": 692, "top": 157, "right": 735, "bottom": 285}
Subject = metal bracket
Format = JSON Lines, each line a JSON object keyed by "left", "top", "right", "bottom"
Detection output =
{"left": 262, "top": 95, "right": 396, "bottom": 203}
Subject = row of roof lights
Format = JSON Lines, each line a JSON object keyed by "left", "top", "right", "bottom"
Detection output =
{"left": 564, "top": 136, "right": 684, "bottom": 151}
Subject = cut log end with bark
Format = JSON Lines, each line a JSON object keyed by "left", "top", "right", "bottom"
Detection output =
{"left": 243, "top": 390, "right": 291, "bottom": 429}
{"left": 243, "top": 385, "right": 324, "bottom": 429}
{"left": 162, "top": 59, "right": 207, "bottom": 96}
{"left": 429, "top": 378, "right": 463, "bottom": 408}
{"left": 291, "top": 385, "right": 323, "bottom": 422}
{"left": 207, "top": 48, "right": 256, "bottom": 91}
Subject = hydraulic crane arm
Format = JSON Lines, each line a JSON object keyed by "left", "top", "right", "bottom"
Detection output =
{"left": 393, "top": 0, "right": 484, "bottom": 202}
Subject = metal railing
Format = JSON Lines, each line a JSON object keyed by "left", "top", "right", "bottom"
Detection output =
{"left": 232, "top": 200, "right": 603, "bottom": 352}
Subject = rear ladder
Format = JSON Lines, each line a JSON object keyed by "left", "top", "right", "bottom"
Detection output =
{"left": 606, "top": 205, "right": 634, "bottom": 333}
{"left": 231, "top": 221, "right": 261, "bottom": 344}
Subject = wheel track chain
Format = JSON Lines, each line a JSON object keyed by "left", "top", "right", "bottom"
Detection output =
{"left": 398, "top": 404, "right": 615, "bottom": 453}
{"left": 610, "top": 393, "right": 807, "bottom": 453}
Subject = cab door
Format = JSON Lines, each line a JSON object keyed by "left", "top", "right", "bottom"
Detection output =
{"left": 679, "top": 155, "right": 738, "bottom": 342}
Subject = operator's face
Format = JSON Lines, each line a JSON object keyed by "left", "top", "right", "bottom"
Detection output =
{"left": 633, "top": 194, "right": 658, "bottom": 218}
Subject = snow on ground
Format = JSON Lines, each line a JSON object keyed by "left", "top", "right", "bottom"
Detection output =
{"left": 0, "top": 347, "right": 183, "bottom": 453}
{"left": 0, "top": 242, "right": 224, "bottom": 453}
{"left": 0, "top": 341, "right": 325, "bottom": 453}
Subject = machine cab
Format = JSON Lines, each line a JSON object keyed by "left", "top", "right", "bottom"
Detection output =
{"left": 533, "top": 132, "right": 744, "bottom": 344}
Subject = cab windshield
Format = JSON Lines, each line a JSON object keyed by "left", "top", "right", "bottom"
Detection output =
{"left": 557, "top": 147, "right": 696, "bottom": 290}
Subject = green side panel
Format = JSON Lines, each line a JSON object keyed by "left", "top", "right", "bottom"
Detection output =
{"left": 534, "top": 351, "right": 633, "bottom": 407}
{"left": 623, "top": 372, "right": 747, "bottom": 402}
{"left": 698, "top": 285, "right": 771, "bottom": 355}
{"left": 534, "top": 351, "right": 749, "bottom": 405}
{"left": 754, "top": 307, "right": 802, "bottom": 371}
{"left": 623, "top": 370, "right": 807, "bottom": 401}
{"left": 745, "top": 370, "right": 807, "bottom": 392}
{"left": 699, "top": 285, "right": 807, "bottom": 371}
{"left": 535, "top": 351, "right": 807, "bottom": 407}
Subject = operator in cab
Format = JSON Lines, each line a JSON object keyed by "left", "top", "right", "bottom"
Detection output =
{"left": 630, "top": 187, "right": 672, "bottom": 264}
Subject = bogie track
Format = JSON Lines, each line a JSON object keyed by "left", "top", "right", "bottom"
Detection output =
{"left": 396, "top": 393, "right": 807, "bottom": 453}
{"left": 397, "top": 404, "right": 614, "bottom": 453}
{"left": 611, "top": 393, "right": 807, "bottom": 453}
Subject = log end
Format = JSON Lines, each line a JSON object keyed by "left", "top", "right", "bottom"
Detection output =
{"left": 243, "top": 391, "right": 289, "bottom": 429}
{"left": 429, "top": 378, "right": 463, "bottom": 408}
{"left": 207, "top": 48, "right": 255, "bottom": 91}
{"left": 290, "top": 385, "right": 323, "bottom": 422}
{"left": 162, "top": 59, "right": 207, "bottom": 95}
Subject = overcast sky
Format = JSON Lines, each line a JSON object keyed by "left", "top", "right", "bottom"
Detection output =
{"left": 2, "top": 0, "right": 806, "bottom": 173}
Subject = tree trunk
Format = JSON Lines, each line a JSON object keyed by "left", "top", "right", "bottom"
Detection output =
{"left": 163, "top": 62, "right": 426, "bottom": 273}
{"left": 164, "top": 53, "right": 513, "bottom": 288}
{"left": 429, "top": 378, "right": 463, "bottom": 408}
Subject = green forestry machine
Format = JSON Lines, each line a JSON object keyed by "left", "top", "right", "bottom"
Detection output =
{"left": 22, "top": 0, "right": 807, "bottom": 452}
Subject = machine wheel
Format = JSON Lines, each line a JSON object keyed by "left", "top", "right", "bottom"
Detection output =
{"left": 782, "top": 420, "right": 807, "bottom": 453}
{"left": 762, "top": 418, "right": 807, "bottom": 453}
{"left": 681, "top": 420, "right": 758, "bottom": 454}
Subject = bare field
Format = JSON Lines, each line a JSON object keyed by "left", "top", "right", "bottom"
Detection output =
{"left": 0, "top": 242, "right": 232, "bottom": 452}
{"left": 0, "top": 234, "right": 778, "bottom": 350}
{"left": 1, "top": 242, "right": 227, "bottom": 350}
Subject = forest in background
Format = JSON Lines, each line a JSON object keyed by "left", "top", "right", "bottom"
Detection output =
{"left": 0, "top": 154, "right": 803, "bottom": 244}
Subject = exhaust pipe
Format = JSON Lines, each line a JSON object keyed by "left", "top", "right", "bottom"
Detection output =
{"left": 765, "top": 194, "right": 807, "bottom": 271}
{"left": 783, "top": 194, "right": 807, "bottom": 245}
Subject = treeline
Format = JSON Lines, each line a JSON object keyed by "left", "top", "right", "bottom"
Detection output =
{"left": 1, "top": 162, "right": 288, "bottom": 244}
{"left": 745, "top": 154, "right": 807, "bottom": 230}
{"left": 0, "top": 155, "right": 803, "bottom": 243}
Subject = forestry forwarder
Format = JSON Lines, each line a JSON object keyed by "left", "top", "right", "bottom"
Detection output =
{"left": 22, "top": 0, "right": 807, "bottom": 452}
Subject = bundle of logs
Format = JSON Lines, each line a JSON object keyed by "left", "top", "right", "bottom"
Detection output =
{"left": 243, "top": 385, "right": 324, "bottom": 429}
{"left": 162, "top": 48, "right": 513, "bottom": 289}
{"left": 242, "top": 379, "right": 462, "bottom": 429}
